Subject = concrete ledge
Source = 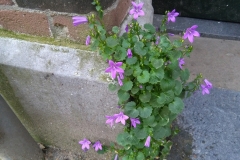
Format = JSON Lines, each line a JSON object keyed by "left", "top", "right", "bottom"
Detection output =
{"left": 0, "top": 37, "right": 121, "bottom": 159}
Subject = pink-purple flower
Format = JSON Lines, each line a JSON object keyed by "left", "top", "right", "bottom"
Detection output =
{"left": 201, "top": 79, "right": 212, "bottom": 95}
{"left": 92, "top": 141, "right": 102, "bottom": 151}
{"left": 144, "top": 136, "right": 151, "bottom": 147}
{"left": 130, "top": 118, "right": 140, "bottom": 128}
{"left": 72, "top": 16, "right": 88, "bottom": 26}
{"left": 125, "top": 24, "right": 129, "bottom": 32}
{"left": 129, "top": 2, "right": 145, "bottom": 19}
{"left": 105, "top": 115, "right": 116, "bottom": 127}
{"left": 79, "top": 138, "right": 91, "bottom": 151}
{"left": 127, "top": 49, "right": 132, "bottom": 58}
{"left": 86, "top": 35, "right": 91, "bottom": 46}
{"left": 178, "top": 58, "right": 185, "bottom": 69}
{"left": 114, "top": 154, "right": 118, "bottom": 160}
{"left": 105, "top": 60, "right": 124, "bottom": 79}
{"left": 183, "top": 25, "right": 200, "bottom": 43}
{"left": 114, "top": 111, "right": 129, "bottom": 125}
{"left": 155, "top": 36, "right": 160, "bottom": 45}
{"left": 117, "top": 75, "right": 123, "bottom": 86}
{"left": 167, "top": 9, "right": 179, "bottom": 23}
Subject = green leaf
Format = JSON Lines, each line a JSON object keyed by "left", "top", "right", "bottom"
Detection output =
{"left": 122, "top": 39, "right": 130, "bottom": 48}
{"left": 126, "top": 57, "right": 137, "bottom": 65}
{"left": 133, "top": 66, "right": 142, "bottom": 77}
{"left": 139, "top": 107, "right": 152, "bottom": 118}
{"left": 144, "top": 23, "right": 156, "bottom": 33}
{"left": 173, "top": 39, "right": 183, "bottom": 47}
{"left": 125, "top": 68, "right": 133, "bottom": 76}
{"left": 124, "top": 101, "right": 139, "bottom": 118}
{"left": 118, "top": 90, "right": 130, "bottom": 102}
{"left": 153, "top": 125, "right": 171, "bottom": 140}
{"left": 121, "top": 81, "right": 133, "bottom": 91}
{"left": 108, "top": 83, "right": 117, "bottom": 91}
{"left": 155, "top": 68, "right": 164, "bottom": 80}
{"left": 112, "top": 26, "right": 119, "bottom": 34}
{"left": 174, "top": 80, "right": 182, "bottom": 95}
{"left": 160, "top": 78, "right": 175, "bottom": 91}
{"left": 117, "top": 132, "right": 130, "bottom": 146}
{"left": 158, "top": 116, "right": 169, "bottom": 126}
{"left": 136, "top": 152, "right": 145, "bottom": 160}
{"left": 131, "top": 86, "right": 139, "bottom": 94}
{"left": 143, "top": 115, "right": 157, "bottom": 127}
{"left": 114, "top": 46, "right": 126, "bottom": 61}
{"left": 125, "top": 101, "right": 136, "bottom": 109}
{"left": 139, "top": 92, "right": 151, "bottom": 103}
{"left": 125, "top": 108, "right": 139, "bottom": 118}
{"left": 157, "top": 94, "right": 166, "bottom": 105}
{"left": 106, "top": 37, "right": 118, "bottom": 48}
{"left": 134, "top": 41, "right": 147, "bottom": 56}
{"left": 151, "top": 59, "right": 163, "bottom": 69}
{"left": 161, "top": 90, "right": 174, "bottom": 103}
{"left": 96, "top": 5, "right": 101, "bottom": 11}
{"left": 133, "top": 127, "right": 148, "bottom": 139}
{"left": 137, "top": 70, "right": 150, "bottom": 83}
{"left": 169, "top": 97, "right": 184, "bottom": 114}
{"left": 180, "top": 69, "right": 190, "bottom": 81}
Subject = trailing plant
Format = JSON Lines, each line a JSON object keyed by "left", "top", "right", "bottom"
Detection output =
{"left": 74, "top": 1, "right": 212, "bottom": 159}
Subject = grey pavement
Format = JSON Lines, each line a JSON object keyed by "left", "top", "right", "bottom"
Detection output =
{"left": 0, "top": 95, "right": 43, "bottom": 160}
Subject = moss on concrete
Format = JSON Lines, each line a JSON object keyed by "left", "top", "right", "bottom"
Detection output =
{"left": 0, "top": 29, "right": 90, "bottom": 51}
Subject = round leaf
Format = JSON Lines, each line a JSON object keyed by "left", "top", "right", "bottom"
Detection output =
{"left": 121, "top": 81, "right": 133, "bottom": 91}
{"left": 139, "top": 107, "right": 152, "bottom": 118}
{"left": 137, "top": 70, "right": 150, "bottom": 83}
{"left": 169, "top": 97, "right": 184, "bottom": 114}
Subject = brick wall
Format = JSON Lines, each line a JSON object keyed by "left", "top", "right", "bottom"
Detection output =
{"left": 0, "top": 0, "right": 131, "bottom": 44}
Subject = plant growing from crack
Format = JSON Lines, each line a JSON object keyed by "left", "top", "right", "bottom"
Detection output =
{"left": 73, "top": 0, "right": 212, "bottom": 159}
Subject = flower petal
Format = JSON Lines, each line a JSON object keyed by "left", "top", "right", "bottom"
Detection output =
{"left": 188, "top": 34, "right": 194, "bottom": 43}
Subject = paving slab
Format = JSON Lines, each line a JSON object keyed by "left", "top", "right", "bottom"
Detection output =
{"left": 168, "top": 88, "right": 240, "bottom": 160}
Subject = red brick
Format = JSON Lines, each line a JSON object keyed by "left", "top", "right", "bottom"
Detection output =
{"left": 103, "top": 0, "right": 131, "bottom": 30}
{"left": 0, "top": 0, "right": 14, "bottom": 5}
{"left": 53, "top": 15, "right": 89, "bottom": 44}
{"left": 0, "top": 10, "right": 50, "bottom": 36}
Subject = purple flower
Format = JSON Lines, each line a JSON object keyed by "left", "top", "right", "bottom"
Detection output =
{"left": 85, "top": 35, "right": 91, "bottom": 46}
{"left": 167, "top": 9, "right": 179, "bottom": 23}
{"left": 72, "top": 16, "right": 88, "bottom": 26}
{"left": 130, "top": 118, "right": 140, "bottom": 128}
{"left": 92, "top": 141, "right": 102, "bottom": 151}
{"left": 79, "top": 138, "right": 91, "bottom": 151}
{"left": 114, "top": 112, "right": 129, "bottom": 125}
{"left": 127, "top": 49, "right": 132, "bottom": 58}
{"left": 129, "top": 2, "right": 145, "bottom": 19}
{"left": 201, "top": 79, "right": 212, "bottom": 95}
{"left": 105, "top": 115, "right": 116, "bottom": 127}
{"left": 117, "top": 75, "right": 123, "bottom": 86}
{"left": 144, "top": 136, "right": 151, "bottom": 147}
{"left": 105, "top": 60, "right": 124, "bottom": 79}
{"left": 201, "top": 84, "right": 210, "bottom": 95}
{"left": 125, "top": 24, "right": 129, "bottom": 32}
{"left": 114, "top": 154, "right": 118, "bottom": 160}
{"left": 139, "top": 85, "right": 143, "bottom": 89}
{"left": 155, "top": 36, "right": 160, "bottom": 45}
{"left": 168, "top": 33, "right": 175, "bottom": 36}
{"left": 183, "top": 25, "right": 200, "bottom": 43}
{"left": 178, "top": 58, "right": 185, "bottom": 69}
{"left": 204, "top": 79, "right": 213, "bottom": 89}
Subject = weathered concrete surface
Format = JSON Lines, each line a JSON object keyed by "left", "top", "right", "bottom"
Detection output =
{"left": 0, "top": 37, "right": 121, "bottom": 159}
{"left": 168, "top": 88, "right": 240, "bottom": 160}
{"left": 0, "top": 95, "right": 43, "bottom": 159}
